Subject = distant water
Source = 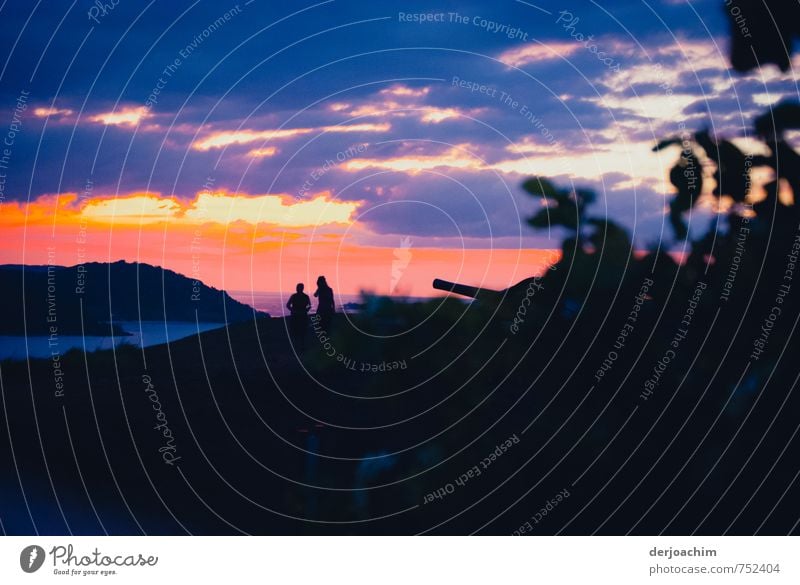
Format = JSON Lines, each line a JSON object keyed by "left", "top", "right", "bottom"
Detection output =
{"left": 229, "top": 291, "right": 436, "bottom": 317}
{"left": 0, "top": 321, "right": 225, "bottom": 361}
{"left": 0, "top": 294, "right": 444, "bottom": 361}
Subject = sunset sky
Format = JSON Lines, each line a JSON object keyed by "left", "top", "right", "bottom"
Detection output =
{"left": 0, "top": 0, "right": 797, "bottom": 295}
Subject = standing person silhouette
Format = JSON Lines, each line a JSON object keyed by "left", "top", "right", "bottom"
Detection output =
{"left": 286, "top": 283, "right": 311, "bottom": 349}
{"left": 314, "top": 276, "right": 335, "bottom": 331}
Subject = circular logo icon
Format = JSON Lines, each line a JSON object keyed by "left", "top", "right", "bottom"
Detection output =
{"left": 20, "top": 545, "right": 45, "bottom": 573}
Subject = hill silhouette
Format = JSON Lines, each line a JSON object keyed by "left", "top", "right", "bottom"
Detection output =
{"left": 0, "top": 261, "right": 265, "bottom": 335}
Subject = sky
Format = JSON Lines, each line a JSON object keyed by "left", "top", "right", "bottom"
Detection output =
{"left": 0, "top": 0, "right": 798, "bottom": 295}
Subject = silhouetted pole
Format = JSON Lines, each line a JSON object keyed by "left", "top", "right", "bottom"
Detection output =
{"left": 432, "top": 279, "right": 503, "bottom": 303}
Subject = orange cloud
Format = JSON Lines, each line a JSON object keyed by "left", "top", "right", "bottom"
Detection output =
{"left": 89, "top": 106, "right": 151, "bottom": 127}
{"left": 331, "top": 87, "right": 478, "bottom": 125}
{"left": 419, "top": 107, "right": 466, "bottom": 124}
{"left": 71, "top": 191, "right": 359, "bottom": 228}
{"left": 345, "top": 103, "right": 476, "bottom": 124}
{"left": 33, "top": 107, "right": 73, "bottom": 118}
{"left": 379, "top": 85, "right": 430, "bottom": 98}
{"left": 342, "top": 146, "right": 482, "bottom": 174}
{"left": 80, "top": 193, "right": 182, "bottom": 224}
{"left": 0, "top": 191, "right": 558, "bottom": 296}
{"left": 192, "top": 122, "right": 390, "bottom": 151}
{"left": 248, "top": 146, "right": 279, "bottom": 158}
{"left": 497, "top": 42, "right": 582, "bottom": 67}
{"left": 183, "top": 192, "right": 358, "bottom": 227}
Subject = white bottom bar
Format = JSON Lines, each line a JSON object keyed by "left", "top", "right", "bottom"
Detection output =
{"left": 1, "top": 536, "right": 797, "bottom": 584}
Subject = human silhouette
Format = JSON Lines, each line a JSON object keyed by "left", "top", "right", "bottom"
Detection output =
{"left": 314, "top": 275, "right": 335, "bottom": 331}
{"left": 286, "top": 283, "right": 311, "bottom": 349}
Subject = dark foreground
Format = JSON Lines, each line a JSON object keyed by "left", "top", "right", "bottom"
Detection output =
{"left": 1, "top": 251, "right": 799, "bottom": 535}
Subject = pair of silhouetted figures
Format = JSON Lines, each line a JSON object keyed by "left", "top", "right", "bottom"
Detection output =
{"left": 286, "top": 276, "right": 335, "bottom": 349}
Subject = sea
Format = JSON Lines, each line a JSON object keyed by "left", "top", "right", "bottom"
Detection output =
{"left": 0, "top": 292, "right": 440, "bottom": 361}
{"left": 0, "top": 321, "right": 225, "bottom": 361}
